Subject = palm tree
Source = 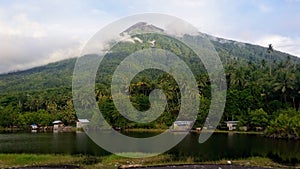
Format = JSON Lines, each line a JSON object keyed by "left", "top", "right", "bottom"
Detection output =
{"left": 261, "top": 59, "right": 267, "bottom": 69}
{"left": 267, "top": 44, "right": 274, "bottom": 76}
{"left": 197, "top": 74, "right": 209, "bottom": 96}
{"left": 273, "top": 69, "right": 295, "bottom": 104}
{"left": 230, "top": 66, "right": 246, "bottom": 90}
{"left": 225, "top": 59, "right": 237, "bottom": 89}
{"left": 291, "top": 72, "right": 300, "bottom": 110}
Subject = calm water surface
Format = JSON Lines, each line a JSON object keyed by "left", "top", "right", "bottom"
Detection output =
{"left": 0, "top": 131, "right": 299, "bottom": 164}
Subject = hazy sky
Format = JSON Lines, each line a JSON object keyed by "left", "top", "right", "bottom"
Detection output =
{"left": 0, "top": 0, "right": 300, "bottom": 73}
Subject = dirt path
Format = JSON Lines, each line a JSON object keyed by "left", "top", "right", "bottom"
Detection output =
{"left": 11, "top": 164, "right": 277, "bottom": 169}
{"left": 120, "top": 164, "right": 276, "bottom": 169}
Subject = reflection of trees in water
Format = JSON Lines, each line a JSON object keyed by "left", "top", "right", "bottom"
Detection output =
{"left": 0, "top": 132, "right": 299, "bottom": 165}
{"left": 167, "top": 133, "right": 300, "bottom": 165}
{"left": 266, "top": 140, "right": 300, "bottom": 165}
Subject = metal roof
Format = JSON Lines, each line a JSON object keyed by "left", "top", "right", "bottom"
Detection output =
{"left": 225, "top": 121, "right": 239, "bottom": 124}
{"left": 52, "top": 120, "right": 63, "bottom": 124}
{"left": 173, "top": 121, "right": 193, "bottom": 126}
{"left": 78, "top": 119, "right": 90, "bottom": 123}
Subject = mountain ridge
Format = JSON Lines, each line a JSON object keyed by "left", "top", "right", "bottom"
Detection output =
{"left": 1, "top": 22, "right": 298, "bottom": 76}
{"left": 0, "top": 22, "right": 299, "bottom": 93}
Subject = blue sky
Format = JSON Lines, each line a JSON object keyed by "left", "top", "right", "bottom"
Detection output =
{"left": 0, "top": 0, "right": 300, "bottom": 73}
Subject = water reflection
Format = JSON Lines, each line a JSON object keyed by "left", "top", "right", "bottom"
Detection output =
{"left": 0, "top": 131, "right": 299, "bottom": 165}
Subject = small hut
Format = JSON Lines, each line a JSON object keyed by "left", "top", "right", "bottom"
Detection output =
{"left": 171, "top": 121, "right": 194, "bottom": 131}
{"left": 76, "top": 119, "right": 90, "bottom": 129}
{"left": 30, "top": 124, "right": 38, "bottom": 130}
{"left": 225, "top": 121, "right": 239, "bottom": 131}
{"left": 52, "top": 120, "right": 64, "bottom": 131}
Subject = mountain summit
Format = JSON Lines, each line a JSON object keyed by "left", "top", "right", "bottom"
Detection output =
{"left": 120, "top": 22, "right": 164, "bottom": 36}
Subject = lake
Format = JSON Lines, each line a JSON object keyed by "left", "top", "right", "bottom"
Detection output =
{"left": 0, "top": 131, "right": 299, "bottom": 165}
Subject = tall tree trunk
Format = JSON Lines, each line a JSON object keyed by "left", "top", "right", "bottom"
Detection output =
{"left": 292, "top": 97, "right": 296, "bottom": 110}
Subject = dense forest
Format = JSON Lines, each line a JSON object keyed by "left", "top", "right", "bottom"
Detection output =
{"left": 0, "top": 30, "right": 300, "bottom": 139}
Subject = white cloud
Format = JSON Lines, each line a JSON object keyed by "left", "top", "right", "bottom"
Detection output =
{"left": 13, "top": 13, "right": 47, "bottom": 38}
{"left": 0, "top": 33, "right": 83, "bottom": 72}
{"left": 0, "top": 0, "right": 300, "bottom": 73}
{"left": 43, "top": 43, "right": 82, "bottom": 64}
{"left": 0, "top": 13, "right": 47, "bottom": 38}
{"left": 165, "top": 19, "right": 199, "bottom": 37}
{"left": 121, "top": 36, "right": 143, "bottom": 43}
{"left": 255, "top": 35, "right": 300, "bottom": 57}
{"left": 0, "top": 6, "right": 113, "bottom": 73}
{"left": 0, "top": 34, "right": 80, "bottom": 73}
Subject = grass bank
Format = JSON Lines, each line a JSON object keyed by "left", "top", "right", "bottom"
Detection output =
{"left": 0, "top": 154, "right": 81, "bottom": 168}
{"left": 0, "top": 154, "right": 297, "bottom": 169}
{"left": 210, "top": 129, "right": 264, "bottom": 135}
{"left": 123, "top": 128, "right": 166, "bottom": 132}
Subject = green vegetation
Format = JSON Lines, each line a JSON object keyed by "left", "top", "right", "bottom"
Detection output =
{"left": 266, "top": 109, "right": 300, "bottom": 139}
{"left": 0, "top": 154, "right": 294, "bottom": 169}
{"left": 0, "top": 32, "right": 300, "bottom": 138}
{"left": 0, "top": 154, "right": 81, "bottom": 168}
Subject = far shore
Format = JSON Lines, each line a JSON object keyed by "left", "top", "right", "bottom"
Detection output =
{"left": 7, "top": 127, "right": 299, "bottom": 140}
{"left": 122, "top": 128, "right": 264, "bottom": 135}
{"left": 0, "top": 127, "right": 264, "bottom": 135}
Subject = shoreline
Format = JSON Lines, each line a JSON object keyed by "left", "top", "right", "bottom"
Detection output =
{"left": 123, "top": 128, "right": 264, "bottom": 135}
{"left": 0, "top": 127, "right": 264, "bottom": 134}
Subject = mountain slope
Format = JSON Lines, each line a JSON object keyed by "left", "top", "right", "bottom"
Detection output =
{"left": 0, "top": 58, "right": 76, "bottom": 93}
{"left": 0, "top": 23, "right": 299, "bottom": 94}
{"left": 208, "top": 34, "right": 298, "bottom": 65}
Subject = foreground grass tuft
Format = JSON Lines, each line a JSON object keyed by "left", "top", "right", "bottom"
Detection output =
{"left": 0, "top": 154, "right": 81, "bottom": 168}
{"left": 0, "top": 154, "right": 298, "bottom": 169}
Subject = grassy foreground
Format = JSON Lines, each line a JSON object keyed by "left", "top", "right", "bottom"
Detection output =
{"left": 0, "top": 154, "right": 81, "bottom": 168}
{"left": 0, "top": 153, "right": 296, "bottom": 169}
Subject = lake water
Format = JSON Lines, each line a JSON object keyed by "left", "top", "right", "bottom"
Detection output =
{"left": 0, "top": 131, "right": 299, "bottom": 165}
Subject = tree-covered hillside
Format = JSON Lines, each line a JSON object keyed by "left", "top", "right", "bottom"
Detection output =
{"left": 0, "top": 58, "right": 76, "bottom": 93}
{"left": 0, "top": 29, "right": 300, "bottom": 138}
